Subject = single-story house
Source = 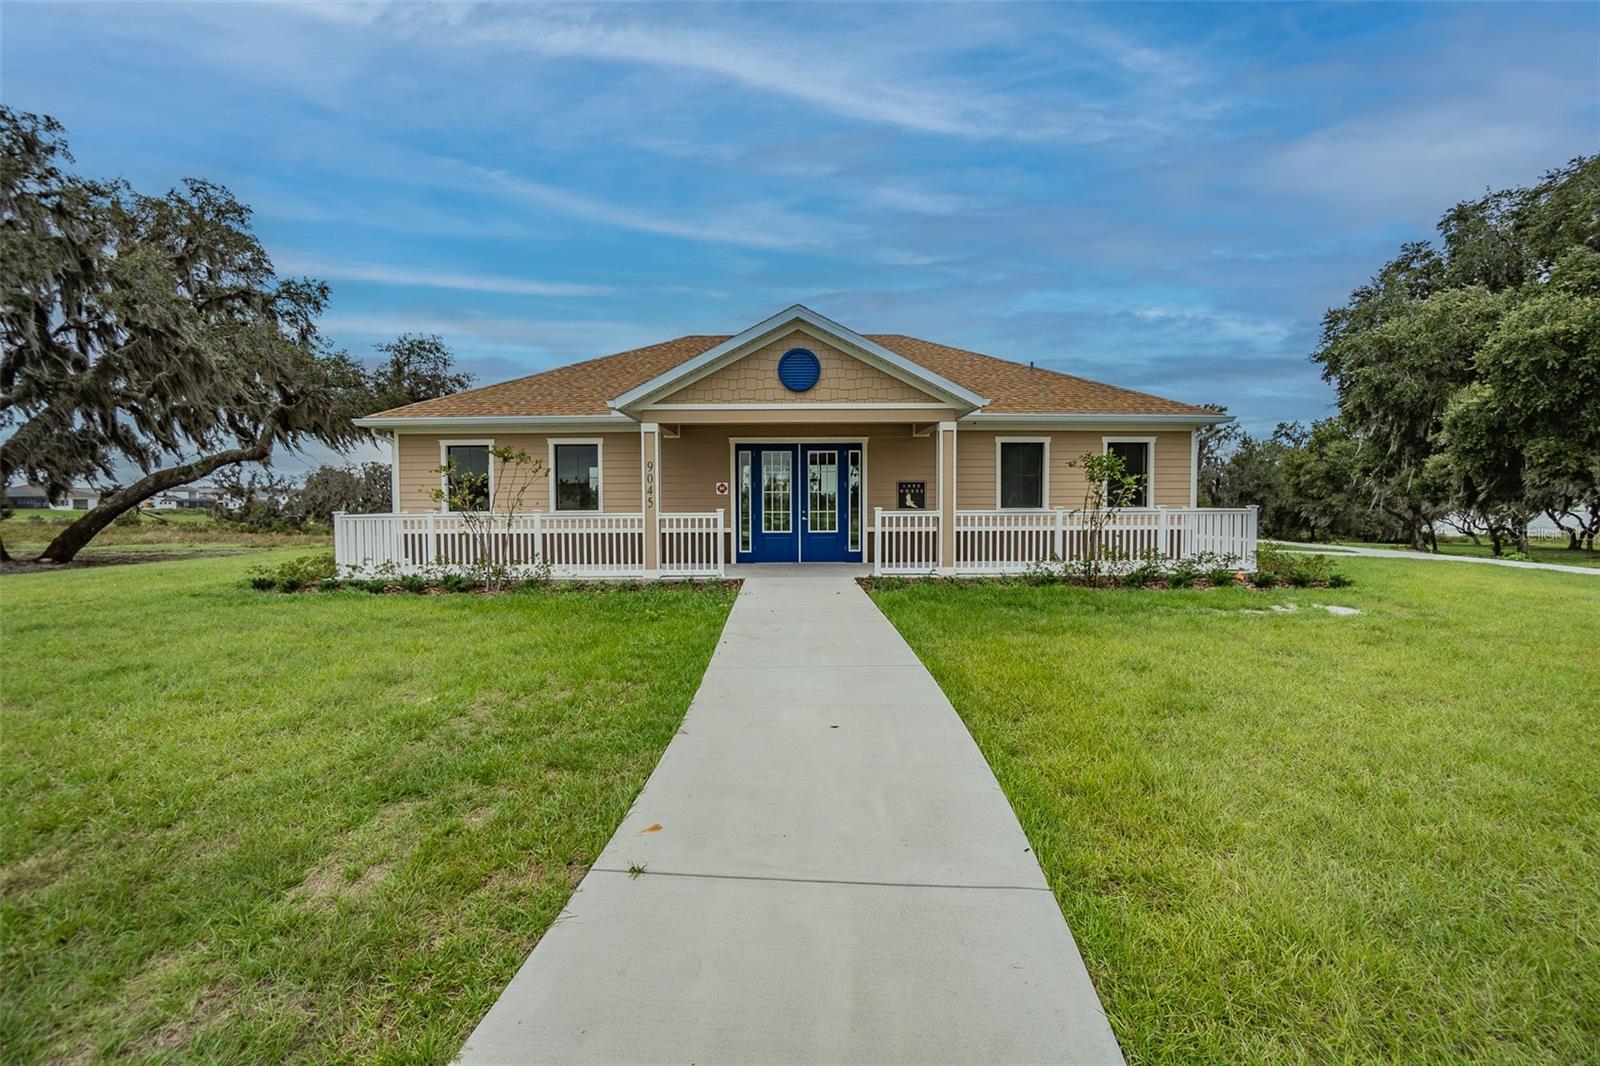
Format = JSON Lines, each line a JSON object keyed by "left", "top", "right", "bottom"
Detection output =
{"left": 150, "top": 483, "right": 223, "bottom": 510}
{"left": 3, "top": 483, "right": 101, "bottom": 511}
{"left": 337, "top": 304, "right": 1254, "bottom": 577}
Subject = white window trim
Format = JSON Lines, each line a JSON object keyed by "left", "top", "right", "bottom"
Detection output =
{"left": 548, "top": 437, "right": 605, "bottom": 513}
{"left": 994, "top": 436, "right": 1050, "bottom": 510}
{"left": 1102, "top": 436, "right": 1156, "bottom": 509}
{"left": 439, "top": 438, "right": 494, "bottom": 513}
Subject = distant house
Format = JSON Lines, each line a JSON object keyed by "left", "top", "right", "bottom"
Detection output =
{"left": 3, "top": 483, "right": 101, "bottom": 510}
{"left": 150, "top": 483, "right": 223, "bottom": 510}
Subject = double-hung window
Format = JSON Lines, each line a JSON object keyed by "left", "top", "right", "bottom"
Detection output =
{"left": 443, "top": 443, "right": 490, "bottom": 511}
{"left": 998, "top": 439, "right": 1047, "bottom": 509}
{"left": 1104, "top": 439, "right": 1152, "bottom": 508}
{"left": 552, "top": 442, "right": 601, "bottom": 511}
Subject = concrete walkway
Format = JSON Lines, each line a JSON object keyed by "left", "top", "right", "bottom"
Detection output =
{"left": 1272, "top": 541, "right": 1599, "bottom": 576}
{"left": 460, "top": 567, "right": 1123, "bottom": 1065}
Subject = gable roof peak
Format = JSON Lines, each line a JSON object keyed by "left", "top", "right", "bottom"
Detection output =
{"left": 607, "top": 304, "right": 989, "bottom": 411}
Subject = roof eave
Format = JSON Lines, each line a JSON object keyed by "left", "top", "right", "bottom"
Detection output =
{"left": 352, "top": 413, "right": 639, "bottom": 432}
{"left": 959, "top": 411, "right": 1232, "bottom": 426}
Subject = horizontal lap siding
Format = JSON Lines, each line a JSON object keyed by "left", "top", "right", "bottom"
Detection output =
{"left": 956, "top": 429, "right": 1194, "bottom": 509}
{"left": 659, "top": 424, "right": 938, "bottom": 517}
{"left": 394, "top": 432, "right": 642, "bottom": 513}
{"left": 391, "top": 426, "right": 1193, "bottom": 513}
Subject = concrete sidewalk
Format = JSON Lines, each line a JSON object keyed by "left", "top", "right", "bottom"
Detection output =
{"left": 459, "top": 568, "right": 1123, "bottom": 1065}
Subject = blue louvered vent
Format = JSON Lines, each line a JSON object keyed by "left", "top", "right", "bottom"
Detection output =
{"left": 777, "top": 348, "right": 821, "bottom": 392}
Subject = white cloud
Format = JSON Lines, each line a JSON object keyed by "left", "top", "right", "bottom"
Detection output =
{"left": 1262, "top": 105, "right": 1590, "bottom": 220}
{"left": 439, "top": 7, "right": 1004, "bottom": 138}
{"left": 316, "top": 311, "right": 661, "bottom": 354}
{"left": 275, "top": 255, "right": 615, "bottom": 297}
{"left": 288, "top": 3, "right": 1205, "bottom": 144}
{"left": 460, "top": 162, "right": 860, "bottom": 253}
{"left": 1132, "top": 306, "right": 1294, "bottom": 346}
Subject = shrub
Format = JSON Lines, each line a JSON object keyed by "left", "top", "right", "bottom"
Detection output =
{"left": 1255, "top": 545, "right": 1342, "bottom": 587}
{"left": 1205, "top": 567, "right": 1236, "bottom": 587}
{"left": 1118, "top": 559, "right": 1163, "bottom": 587}
{"left": 437, "top": 572, "right": 473, "bottom": 593}
{"left": 1023, "top": 556, "right": 1063, "bottom": 585}
{"left": 1165, "top": 559, "right": 1201, "bottom": 589}
{"left": 112, "top": 508, "right": 143, "bottom": 527}
{"left": 248, "top": 552, "right": 337, "bottom": 592}
{"left": 397, "top": 574, "right": 427, "bottom": 593}
{"left": 1328, "top": 572, "right": 1354, "bottom": 588}
{"left": 1503, "top": 550, "right": 1532, "bottom": 561}
{"left": 1250, "top": 571, "right": 1278, "bottom": 588}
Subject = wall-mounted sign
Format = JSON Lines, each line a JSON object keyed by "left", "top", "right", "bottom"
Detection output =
{"left": 898, "top": 481, "right": 926, "bottom": 510}
{"left": 715, "top": 481, "right": 729, "bottom": 496}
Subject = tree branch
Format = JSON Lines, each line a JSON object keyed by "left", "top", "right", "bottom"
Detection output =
{"left": 33, "top": 419, "right": 281, "bottom": 564}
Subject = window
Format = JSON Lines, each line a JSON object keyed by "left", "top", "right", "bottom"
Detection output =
{"left": 1105, "top": 439, "right": 1151, "bottom": 507}
{"left": 998, "top": 440, "right": 1046, "bottom": 509}
{"left": 553, "top": 442, "right": 601, "bottom": 511}
{"left": 444, "top": 443, "right": 490, "bottom": 511}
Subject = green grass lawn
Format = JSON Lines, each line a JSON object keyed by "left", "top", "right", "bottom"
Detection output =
{"left": 1, "top": 553, "right": 735, "bottom": 1063}
{"left": 870, "top": 560, "right": 1600, "bottom": 1064}
{"left": 2, "top": 511, "right": 329, "bottom": 559}
{"left": 1331, "top": 538, "right": 1600, "bottom": 568}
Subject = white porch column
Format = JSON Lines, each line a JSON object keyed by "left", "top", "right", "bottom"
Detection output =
{"left": 938, "top": 421, "right": 957, "bottom": 573}
{"left": 388, "top": 431, "right": 401, "bottom": 513}
{"left": 641, "top": 423, "right": 661, "bottom": 577}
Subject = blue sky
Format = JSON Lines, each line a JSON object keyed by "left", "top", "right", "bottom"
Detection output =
{"left": 4, "top": 2, "right": 1596, "bottom": 470}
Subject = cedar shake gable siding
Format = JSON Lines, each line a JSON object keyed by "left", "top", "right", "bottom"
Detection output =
{"left": 367, "top": 334, "right": 1213, "bottom": 419}
{"left": 659, "top": 331, "right": 938, "bottom": 406}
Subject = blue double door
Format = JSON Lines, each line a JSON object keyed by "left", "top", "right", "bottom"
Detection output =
{"left": 736, "top": 443, "right": 862, "bottom": 564}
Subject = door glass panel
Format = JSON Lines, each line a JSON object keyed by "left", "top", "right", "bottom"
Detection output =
{"left": 761, "top": 451, "right": 791, "bottom": 533}
{"left": 738, "top": 450, "right": 753, "bottom": 552}
{"left": 808, "top": 450, "right": 838, "bottom": 533}
{"left": 848, "top": 449, "right": 861, "bottom": 551}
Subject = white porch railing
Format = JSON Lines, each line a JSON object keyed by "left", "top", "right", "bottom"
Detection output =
{"left": 873, "top": 506, "right": 1258, "bottom": 576}
{"left": 660, "top": 511, "right": 725, "bottom": 577}
{"left": 334, "top": 510, "right": 725, "bottom": 579}
{"left": 875, "top": 510, "right": 941, "bottom": 574}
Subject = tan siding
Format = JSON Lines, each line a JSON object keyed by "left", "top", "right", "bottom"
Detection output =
{"left": 394, "top": 432, "right": 642, "bottom": 513}
{"left": 658, "top": 423, "right": 939, "bottom": 518}
{"left": 660, "top": 329, "right": 938, "bottom": 405}
{"left": 867, "top": 430, "right": 939, "bottom": 512}
{"left": 956, "top": 429, "right": 1194, "bottom": 509}
{"left": 394, "top": 426, "right": 1193, "bottom": 515}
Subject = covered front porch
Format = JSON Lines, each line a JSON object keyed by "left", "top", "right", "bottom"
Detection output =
{"left": 333, "top": 420, "right": 1258, "bottom": 579}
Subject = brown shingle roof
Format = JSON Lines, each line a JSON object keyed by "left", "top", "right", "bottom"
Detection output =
{"left": 368, "top": 333, "right": 1214, "bottom": 419}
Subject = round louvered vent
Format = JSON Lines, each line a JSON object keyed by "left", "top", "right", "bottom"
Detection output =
{"left": 777, "top": 348, "right": 821, "bottom": 392}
